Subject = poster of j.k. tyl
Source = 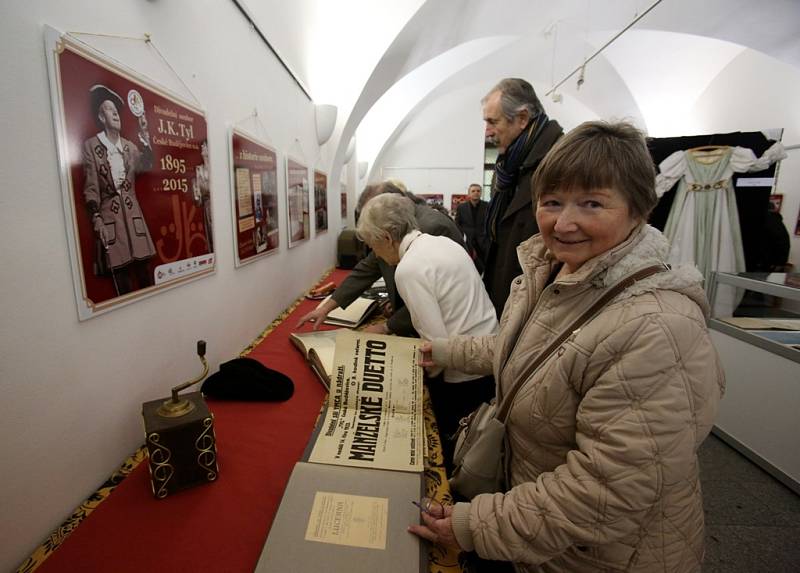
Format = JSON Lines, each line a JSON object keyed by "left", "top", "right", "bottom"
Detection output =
{"left": 46, "top": 29, "right": 213, "bottom": 320}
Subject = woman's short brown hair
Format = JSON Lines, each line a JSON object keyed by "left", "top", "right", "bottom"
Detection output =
{"left": 531, "top": 120, "right": 657, "bottom": 220}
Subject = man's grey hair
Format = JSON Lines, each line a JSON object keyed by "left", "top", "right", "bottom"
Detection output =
{"left": 356, "top": 193, "right": 418, "bottom": 245}
{"left": 355, "top": 179, "right": 413, "bottom": 220}
{"left": 482, "top": 78, "right": 543, "bottom": 122}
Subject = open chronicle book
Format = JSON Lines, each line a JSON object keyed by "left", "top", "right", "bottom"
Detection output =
{"left": 289, "top": 329, "right": 341, "bottom": 390}
{"left": 320, "top": 295, "right": 379, "bottom": 328}
{"left": 307, "top": 330, "right": 425, "bottom": 473}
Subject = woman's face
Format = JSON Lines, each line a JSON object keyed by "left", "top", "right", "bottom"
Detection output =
{"left": 536, "top": 187, "right": 640, "bottom": 275}
{"left": 368, "top": 236, "right": 401, "bottom": 266}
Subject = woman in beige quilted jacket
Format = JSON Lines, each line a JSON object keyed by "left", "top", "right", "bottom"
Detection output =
{"left": 410, "top": 121, "right": 725, "bottom": 572}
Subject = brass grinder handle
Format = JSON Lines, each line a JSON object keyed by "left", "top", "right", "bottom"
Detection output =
{"left": 157, "top": 341, "right": 209, "bottom": 418}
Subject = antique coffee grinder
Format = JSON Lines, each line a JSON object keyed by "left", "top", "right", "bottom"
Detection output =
{"left": 141, "top": 340, "right": 219, "bottom": 499}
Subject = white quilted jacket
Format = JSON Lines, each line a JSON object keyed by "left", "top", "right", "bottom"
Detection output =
{"left": 433, "top": 225, "right": 725, "bottom": 572}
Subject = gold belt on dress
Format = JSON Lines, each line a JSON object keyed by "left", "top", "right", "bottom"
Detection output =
{"left": 689, "top": 179, "right": 728, "bottom": 191}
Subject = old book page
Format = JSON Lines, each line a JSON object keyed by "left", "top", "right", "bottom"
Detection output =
{"left": 309, "top": 331, "right": 424, "bottom": 472}
{"left": 304, "top": 491, "right": 388, "bottom": 549}
{"left": 321, "top": 296, "right": 378, "bottom": 328}
{"left": 290, "top": 329, "right": 341, "bottom": 389}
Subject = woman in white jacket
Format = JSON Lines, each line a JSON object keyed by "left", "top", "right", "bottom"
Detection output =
{"left": 356, "top": 192, "right": 498, "bottom": 470}
{"left": 410, "top": 121, "right": 724, "bottom": 573}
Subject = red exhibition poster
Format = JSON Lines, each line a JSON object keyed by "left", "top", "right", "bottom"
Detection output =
{"left": 286, "top": 157, "right": 310, "bottom": 247}
{"left": 314, "top": 170, "right": 328, "bottom": 234}
{"left": 47, "top": 31, "right": 213, "bottom": 319}
{"left": 231, "top": 130, "right": 279, "bottom": 265}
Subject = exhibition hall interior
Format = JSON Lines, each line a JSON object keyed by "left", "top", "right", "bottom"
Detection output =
{"left": 2, "top": 1, "right": 799, "bottom": 572}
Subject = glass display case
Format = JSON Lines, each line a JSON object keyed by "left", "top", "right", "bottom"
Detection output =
{"left": 707, "top": 271, "right": 800, "bottom": 494}
{"left": 708, "top": 272, "right": 800, "bottom": 364}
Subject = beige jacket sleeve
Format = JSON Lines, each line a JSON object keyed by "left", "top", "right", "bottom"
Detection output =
{"left": 431, "top": 333, "right": 495, "bottom": 376}
{"left": 455, "top": 310, "right": 723, "bottom": 565}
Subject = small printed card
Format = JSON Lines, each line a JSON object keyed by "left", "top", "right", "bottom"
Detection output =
{"left": 304, "top": 491, "right": 388, "bottom": 550}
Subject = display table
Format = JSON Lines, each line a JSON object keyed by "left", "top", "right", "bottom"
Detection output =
{"left": 19, "top": 269, "right": 462, "bottom": 573}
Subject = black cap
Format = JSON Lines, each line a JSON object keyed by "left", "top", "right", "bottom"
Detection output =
{"left": 89, "top": 84, "right": 124, "bottom": 116}
{"left": 201, "top": 357, "right": 294, "bottom": 402}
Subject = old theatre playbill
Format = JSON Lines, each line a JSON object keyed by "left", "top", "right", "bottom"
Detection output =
{"left": 309, "top": 331, "right": 424, "bottom": 472}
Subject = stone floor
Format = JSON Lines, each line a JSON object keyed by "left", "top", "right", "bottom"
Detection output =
{"left": 700, "top": 433, "right": 800, "bottom": 572}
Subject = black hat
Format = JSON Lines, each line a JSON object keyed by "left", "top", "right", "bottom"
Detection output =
{"left": 201, "top": 357, "right": 294, "bottom": 402}
{"left": 89, "top": 84, "right": 124, "bottom": 116}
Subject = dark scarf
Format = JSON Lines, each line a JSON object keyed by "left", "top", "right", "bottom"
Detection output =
{"left": 486, "top": 113, "right": 548, "bottom": 240}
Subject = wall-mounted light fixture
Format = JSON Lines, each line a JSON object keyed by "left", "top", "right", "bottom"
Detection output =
{"left": 315, "top": 103, "right": 337, "bottom": 146}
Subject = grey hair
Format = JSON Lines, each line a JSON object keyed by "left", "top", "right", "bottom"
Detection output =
{"left": 482, "top": 78, "right": 543, "bottom": 122}
{"left": 356, "top": 193, "right": 418, "bottom": 245}
{"left": 355, "top": 179, "right": 413, "bottom": 220}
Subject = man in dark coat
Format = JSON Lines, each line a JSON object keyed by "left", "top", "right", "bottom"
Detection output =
{"left": 296, "top": 180, "right": 465, "bottom": 336}
{"left": 455, "top": 183, "right": 489, "bottom": 273}
{"left": 482, "top": 78, "right": 563, "bottom": 316}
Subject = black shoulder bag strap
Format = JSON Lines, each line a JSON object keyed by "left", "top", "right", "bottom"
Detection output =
{"left": 496, "top": 263, "right": 668, "bottom": 423}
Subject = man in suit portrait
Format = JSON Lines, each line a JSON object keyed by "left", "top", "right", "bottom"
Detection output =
{"left": 82, "top": 84, "right": 155, "bottom": 295}
{"left": 454, "top": 183, "right": 489, "bottom": 274}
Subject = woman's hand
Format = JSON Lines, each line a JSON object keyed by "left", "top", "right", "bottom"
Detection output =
{"left": 418, "top": 341, "right": 436, "bottom": 368}
{"left": 408, "top": 504, "right": 461, "bottom": 551}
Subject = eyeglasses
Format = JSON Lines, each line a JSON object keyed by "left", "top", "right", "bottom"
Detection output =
{"left": 411, "top": 497, "right": 445, "bottom": 518}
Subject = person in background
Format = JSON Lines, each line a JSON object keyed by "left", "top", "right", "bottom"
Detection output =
{"left": 410, "top": 121, "right": 724, "bottom": 573}
{"left": 296, "top": 180, "right": 465, "bottom": 336}
{"left": 356, "top": 193, "right": 498, "bottom": 470}
{"left": 482, "top": 78, "right": 563, "bottom": 316}
{"left": 455, "top": 183, "right": 489, "bottom": 273}
{"left": 82, "top": 84, "right": 155, "bottom": 295}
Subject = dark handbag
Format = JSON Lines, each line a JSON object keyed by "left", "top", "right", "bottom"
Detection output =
{"left": 449, "top": 264, "right": 667, "bottom": 499}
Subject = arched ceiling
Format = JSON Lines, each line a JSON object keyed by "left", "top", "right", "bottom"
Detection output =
{"left": 239, "top": 0, "right": 800, "bottom": 183}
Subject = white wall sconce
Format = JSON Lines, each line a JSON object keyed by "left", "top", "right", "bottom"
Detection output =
{"left": 315, "top": 103, "right": 337, "bottom": 146}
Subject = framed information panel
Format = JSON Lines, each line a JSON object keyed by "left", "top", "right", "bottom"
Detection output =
{"left": 230, "top": 129, "right": 279, "bottom": 266}
{"left": 286, "top": 157, "right": 310, "bottom": 248}
{"left": 314, "top": 169, "right": 328, "bottom": 235}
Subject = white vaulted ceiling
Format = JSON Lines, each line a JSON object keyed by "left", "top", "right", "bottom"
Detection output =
{"left": 240, "top": 0, "right": 800, "bottom": 180}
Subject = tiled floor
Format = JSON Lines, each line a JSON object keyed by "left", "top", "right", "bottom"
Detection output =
{"left": 700, "top": 433, "right": 800, "bottom": 572}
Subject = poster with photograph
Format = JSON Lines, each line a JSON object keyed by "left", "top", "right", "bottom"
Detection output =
{"left": 417, "top": 193, "right": 445, "bottom": 212}
{"left": 314, "top": 170, "right": 328, "bottom": 234}
{"left": 286, "top": 157, "right": 310, "bottom": 247}
{"left": 341, "top": 183, "right": 348, "bottom": 220}
{"left": 44, "top": 28, "right": 213, "bottom": 320}
{"left": 450, "top": 193, "right": 468, "bottom": 217}
{"left": 230, "top": 129, "right": 279, "bottom": 265}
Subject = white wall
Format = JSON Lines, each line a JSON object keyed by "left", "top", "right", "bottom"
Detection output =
{"left": 373, "top": 45, "right": 800, "bottom": 270}
{"left": 371, "top": 79, "right": 599, "bottom": 211}
{"left": 0, "top": 2, "right": 339, "bottom": 569}
{"left": 688, "top": 48, "right": 800, "bottom": 270}
{"left": 376, "top": 84, "right": 485, "bottom": 209}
